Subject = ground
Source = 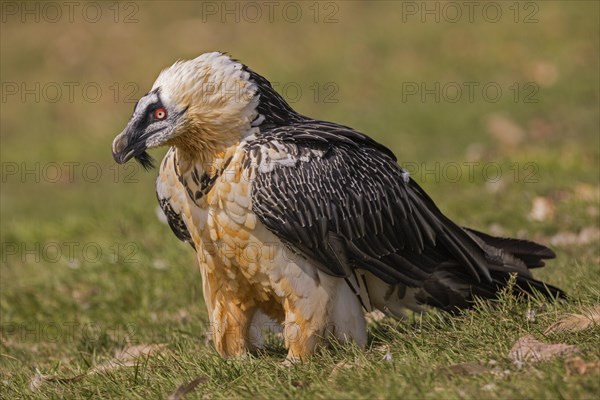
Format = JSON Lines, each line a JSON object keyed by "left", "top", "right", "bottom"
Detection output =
{"left": 1, "top": 2, "right": 599, "bottom": 399}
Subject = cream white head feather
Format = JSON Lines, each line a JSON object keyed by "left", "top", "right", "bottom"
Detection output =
{"left": 112, "top": 52, "right": 261, "bottom": 166}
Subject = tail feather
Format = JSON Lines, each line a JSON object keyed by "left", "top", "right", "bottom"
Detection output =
{"left": 465, "top": 228, "right": 556, "bottom": 268}
{"left": 360, "top": 227, "right": 565, "bottom": 318}
{"left": 516, "top": 275, "right": 567, "bottom": 299}
{"left": 466, "top": 228, "right": 565, "bottom": 300}
{"left": 413, "top": 228, "right": 564, "bottom": 311}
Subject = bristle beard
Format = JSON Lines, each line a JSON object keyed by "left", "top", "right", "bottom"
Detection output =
{"left": 135, "top": 151, "right": 155, "bottom": 170}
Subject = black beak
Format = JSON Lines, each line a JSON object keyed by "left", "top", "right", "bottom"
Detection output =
{"left": 112, "top": 126, "right": 155, "bottom": 170}
{"left": 111, "top": 133, "right": 133, "bottom": 164}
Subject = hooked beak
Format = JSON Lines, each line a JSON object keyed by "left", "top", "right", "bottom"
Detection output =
{"left": 111, "top": 131, "right": 134, "bottom": 164}
{"left": 112, "top": 122, "right": 155, "bottom": 170}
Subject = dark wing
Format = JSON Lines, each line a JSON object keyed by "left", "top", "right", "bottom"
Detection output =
{"left": 158, "top": 196, "right": 193, "bottom": 245}
{"left": 248, "top": 120, "right": 563, "bottom": 305}
{"left": 247, "top": 120, "right": 564, "bottom": 310}
{"left": 156, "top": 147, "right": 195, "bottom": 249}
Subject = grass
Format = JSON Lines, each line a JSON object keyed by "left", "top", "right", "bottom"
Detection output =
{"left": 1, "top": 1, "right": 599, "bottom": 398}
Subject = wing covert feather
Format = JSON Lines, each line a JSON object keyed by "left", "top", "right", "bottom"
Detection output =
{"left": 248, "top": 121, "right": 493, "bottom": 288}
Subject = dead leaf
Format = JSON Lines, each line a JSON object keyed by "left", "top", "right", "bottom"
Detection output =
{"left": 528, "top": 118, "right": 557, "bottom": 141}
{"left": 365, "top": 310, "right": 386, "bottom": 324}
{"left": 374, "top": 344, "right": 393, "bottom": 362}
{"left": 28, "top": 368, "right": 86, "bottom": 392}
{"left": 438, "top": 362, "right": 489, "bottom": 377}
{"left": 28, "top": 343, "right": 168, "bottom": 391}
{"left": 490, "top": 367, "right": 511, "bottom": 378}
{"left": 485, "top": 179, "right": 506, "bottom": 194}
{"left": 526, "top": 61, "right": 559, "bottom": 87}
{"left": 564, "top": 357, "right": 600, "bottom": 376}
{"left": 578, "top": 227, "right": 600, "bottom": 245}
{"left": 291, "top": 379, "right": 309, "bottom": 389}
{"left": 525, "top": 308, "right": 536, "bottom": 322}
{"left": 549, "top": 227, "right": 600, "bottom": 247}
{"left": 529, "top": 197, "right": 555, "bottom": 222}
{"left": 482, "top": 383, "right": 497, "bottom": 391}
{"left": 90, "top": 344, "right": 167, "bottom": 374}
{"left": 28, "top": 369, "right": 45, "bottom": 392}
{"left": 509, "top": 335, "right": 578, "bottom": 364}
{"left": 574, "top": 184, "right": 599, "bottom": 202}
{"left": 485, "top": 113, "right": 525, "bottom": 147}
{"left": 544, "top": 306, "right": 600, "bottom": 335}
{"left": 465, "top": 143, "right": 485, "bottom": 162}
{"left": 329, "top": 361, "right": 353, "bottom": 380}
{"left": 487, "top": 223, "right": 505, "bottom": 237}
{"left": 152, "top": 259, "right": 169, "bottom": 270}
{"left": 167, "top": 376, "right": 207, "bottom": 400}
{"left": 383, "top": 350, "right": 393, "bottom": 363}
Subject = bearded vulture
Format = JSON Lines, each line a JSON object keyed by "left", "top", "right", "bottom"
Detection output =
{"left": 112, "top": 52, "right": 565, "bottom": 361}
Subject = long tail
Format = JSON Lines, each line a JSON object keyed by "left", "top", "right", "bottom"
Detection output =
{"left": 359, "top": 228, "right": 566, "bottom": 317}
{"left": 411, "top": 229, "right": 565, "bottom": 312}
{"left": 464, "top": 228, "right": 556, "bottom": 268}
{"left": 463, "top": 228, "right": 566, "bottom": 300}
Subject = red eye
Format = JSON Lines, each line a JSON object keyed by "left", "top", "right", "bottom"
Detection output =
{"left": 153, "top": 107, "right": 167, "bottom": 120}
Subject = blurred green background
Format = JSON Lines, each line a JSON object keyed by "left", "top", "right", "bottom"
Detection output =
{"left": 1, "top": 1, "right": 598, "bottom": 397}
